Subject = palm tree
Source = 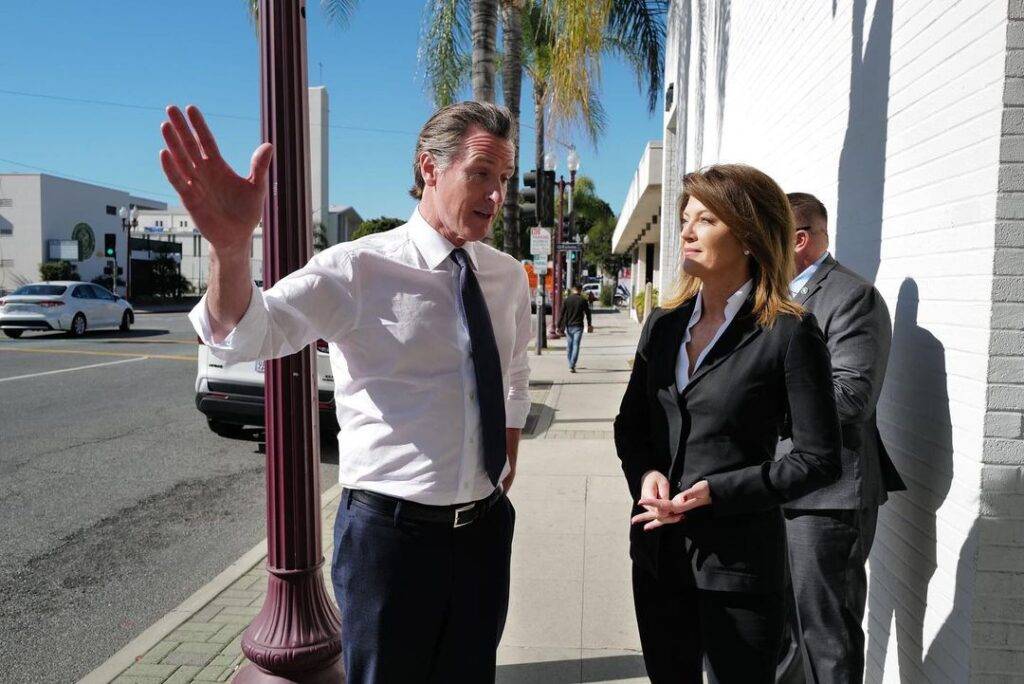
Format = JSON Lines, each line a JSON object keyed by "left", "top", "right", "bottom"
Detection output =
{"left": 545, "top": 0, "right": 668, "bottom": 124}
{"left": 471, "top": 0, "right": 500, "bottom": 102}
{"left": 501, "top": 0, "right": 526, "bottom": 256}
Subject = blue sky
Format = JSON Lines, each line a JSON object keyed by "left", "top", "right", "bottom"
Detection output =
{"left": 0, "top": 1, "right": 663, "bottom": 221}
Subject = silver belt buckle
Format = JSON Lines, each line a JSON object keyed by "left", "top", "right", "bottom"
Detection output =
{"left": 453, "top": 503, "right": 475, "bottom": 528}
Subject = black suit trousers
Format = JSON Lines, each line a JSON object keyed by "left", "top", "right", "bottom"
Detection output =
{"left": 776, "top": 507, "right": 879, "bottom": 684}
{"left": 632, "top": 528, "right": 785, "bottom": 683}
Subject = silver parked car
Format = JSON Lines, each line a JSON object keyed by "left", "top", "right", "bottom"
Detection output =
{"left": 0, "top": 281, "right": 134, "bottom": 339}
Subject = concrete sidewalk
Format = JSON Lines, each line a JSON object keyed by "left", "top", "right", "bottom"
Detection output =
{"left": 85, "top": 310, "right": 645, "bottom": 683}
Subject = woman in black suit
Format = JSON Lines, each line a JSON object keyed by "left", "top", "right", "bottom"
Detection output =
{"left": 614, "top": 164, "right": 841, "bottom": 683}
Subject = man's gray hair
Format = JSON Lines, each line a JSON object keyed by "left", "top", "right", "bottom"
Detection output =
{"left": 409, "top": 101, "right": 517, "bottom": 199}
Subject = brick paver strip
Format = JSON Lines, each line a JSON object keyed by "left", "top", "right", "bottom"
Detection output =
{"left": 82, "top": 485, "right": 342, "bottom": 683}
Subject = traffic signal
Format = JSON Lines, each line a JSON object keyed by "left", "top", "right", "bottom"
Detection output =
{"left": 104, "top": 233, "right": 116, "bottom": 258}
{"left": 559, "top": 215, "right": 572, "bottom": 242}
{"left": 520, "top": 170, "right": 538, "bottom": 225}
{"left": 541, "top": 170, "right": 556, "bottom": 228}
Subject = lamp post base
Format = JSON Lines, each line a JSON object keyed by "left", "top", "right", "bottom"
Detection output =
{"left": 237, "top": 565, "right": 343, "bottom": 682}
{"left": 234, "top": 661, "right": 344, "bottom": 684}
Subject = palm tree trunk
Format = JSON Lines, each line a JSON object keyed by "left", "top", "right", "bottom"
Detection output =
{"left": 501, "top": 0, "right": 524, "bottom": 257}
{"left": 471, "top": 0, "right": 498, "bottom": 102}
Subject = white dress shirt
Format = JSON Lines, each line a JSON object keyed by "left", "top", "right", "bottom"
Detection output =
{"left": 674, "top": 280, "right": 754, "bottom": 389}
{"left": 790, "top": 251, "right": 829, "bottom": 297}
{"left": 189, "top": 209, "right": 533, "bottom": 505}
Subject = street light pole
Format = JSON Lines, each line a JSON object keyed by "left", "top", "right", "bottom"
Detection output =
{"left": 235, "top": 1, "right": 343, "bottom": 682}
{"left": 119, "top": 206, "right": 138, "bottom": 299}
{"left": 548, "top": 175, "right": 565, "bottom": 338}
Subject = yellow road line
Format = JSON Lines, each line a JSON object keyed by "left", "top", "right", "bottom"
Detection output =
{"left": 0, "top": 347, "right": 195, "bottom": 361}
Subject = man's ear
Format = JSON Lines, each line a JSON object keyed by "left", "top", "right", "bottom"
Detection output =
{"left": 419, "top": 152, "right": 438, "bottom": 189}
{"left": 794, "top": 230, "right": 809, "bottom": 252}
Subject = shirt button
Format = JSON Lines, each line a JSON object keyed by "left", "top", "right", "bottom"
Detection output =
{"left": 469, "top": 391, "right": 476, "bottom": 400}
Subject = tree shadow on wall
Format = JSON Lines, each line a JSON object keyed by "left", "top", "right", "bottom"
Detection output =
{"left": 834, "top": 0, "right": 892, "bottom": 282}
{"left": 865, "top": 279, "right": 954, "bottom": 683}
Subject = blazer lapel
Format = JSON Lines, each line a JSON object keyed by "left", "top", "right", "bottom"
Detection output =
{"left": 654, "top": 299, "right": 695, "bottom": 471}
{"left": 795, "top": 254, "right": 838, "bottom": 305}
{"left": 680, "top": 295, "right": 763, "bottom": 398}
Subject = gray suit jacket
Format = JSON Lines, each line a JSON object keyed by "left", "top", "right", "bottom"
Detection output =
{"left": 778, "top": 254, "right": 906, "bottom": 509}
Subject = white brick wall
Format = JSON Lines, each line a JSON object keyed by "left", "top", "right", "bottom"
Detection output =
{"left": 661, "top": 1, "right": 1021, "bottom": 680}
{"left": 975, "top": 3, "right": 1024, "bottom": 677}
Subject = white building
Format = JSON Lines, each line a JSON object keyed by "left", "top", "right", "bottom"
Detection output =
{"left": 649, "top": 1, "right": 1024, "bottom": 681}
{"left": 309, "top": 86, "right": 329, "bottom": 228}
{"left": 0, "top": 173, "right": 164, "bottom": 294}
{"left": 325, "top": 205, "right": 363, "bottom": 244}
{"left": 613, "top": 141, "right": 663, "bottom": 317}
{"left": 132, "top": 207, "right": 263, "bottom": 292}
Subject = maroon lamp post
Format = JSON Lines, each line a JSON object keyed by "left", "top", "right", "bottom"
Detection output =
{"left": 235, "top": 1, "right": 343, "bottom": 682}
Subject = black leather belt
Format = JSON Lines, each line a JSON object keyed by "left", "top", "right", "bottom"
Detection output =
{"left": 347, "top": 487, "right": 503, "bottom": 528}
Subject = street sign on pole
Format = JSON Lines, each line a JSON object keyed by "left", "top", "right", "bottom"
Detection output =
{"left": 532, "top": 255, "right": 548, "bottom": 275}
{"left": 530, "top": 227, "right": 551, "bottom": 256}
{"left": 557, "top": 241, "right": 584, "bottom": 252}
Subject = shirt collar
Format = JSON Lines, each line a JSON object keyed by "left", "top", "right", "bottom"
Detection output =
{"left": 690, "top": 278, "right": 754, "bottom": 327}
{"left": 407, "top": 207, "right": 481, "bottom": 271}
{"left": 791, "top": 250, "right": 829, "bottom": 294}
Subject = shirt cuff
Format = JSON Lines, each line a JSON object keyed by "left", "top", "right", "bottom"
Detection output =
{"left": 505, "top": 397, "right": 531, "bottom": 430}
{"left": 188, "top": 283, "right": 266, "bottom": 362}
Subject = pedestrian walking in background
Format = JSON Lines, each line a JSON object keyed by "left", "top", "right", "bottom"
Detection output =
{"left": 558, "top": 284, "right": 593, "bottom": 372}
{"left": 614, "top": 164, "right": 842, "bottom": 683}
{"left": 776, "top": 192, "right": 906, "bottom": 684}
{"left": 161, "top": 101, "right": 531, "bottom": 684}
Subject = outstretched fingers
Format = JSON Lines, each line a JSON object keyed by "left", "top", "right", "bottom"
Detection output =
{"left": 159, "top": 149, "right": 193, "bottom": 198}
{"left": 166, "top": 106, "right": 203, "bottom": 165}
{"left": 186, "top": 105, "right": 222, "bottom": 161}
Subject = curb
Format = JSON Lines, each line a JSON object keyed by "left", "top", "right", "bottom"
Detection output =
{"left": 81, "top": 483, "right": 344, "bottom": 684}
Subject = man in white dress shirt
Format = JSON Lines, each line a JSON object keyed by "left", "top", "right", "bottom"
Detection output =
{"left": 159, "top": 101, "right": 531, "bottom": 683}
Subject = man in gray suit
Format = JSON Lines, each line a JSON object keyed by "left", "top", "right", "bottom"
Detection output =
{"left": 776, "top": 193, "right": 906, "bottom": 684}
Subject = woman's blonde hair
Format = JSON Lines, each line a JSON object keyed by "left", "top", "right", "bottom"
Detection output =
{"left": 662, "top": 164, "right": 802, "bottom": 327}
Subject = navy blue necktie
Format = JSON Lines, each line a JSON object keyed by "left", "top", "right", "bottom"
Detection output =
{"left": 450, "top": 248, "right": 506, "bottom": 486}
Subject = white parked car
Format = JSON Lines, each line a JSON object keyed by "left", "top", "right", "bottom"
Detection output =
{"left": 0, "top": 281, "right": 134, "bottom": 339}
{"left": 195, "top": 338, "right": 337, "bottom": 438}
{"left": 581, "top": 282, "right": 601, "bottom": 301}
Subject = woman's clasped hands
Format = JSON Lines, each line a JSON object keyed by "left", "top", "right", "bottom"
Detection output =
{"left": 631, "top": 470, "right": 712, "bottom": 531}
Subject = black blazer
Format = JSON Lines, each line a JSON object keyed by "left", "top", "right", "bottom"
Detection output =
{"left": 614, "top": 294, "right": 842, "bottom": 593}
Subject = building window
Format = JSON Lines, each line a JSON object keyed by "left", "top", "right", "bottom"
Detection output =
{"left": 106, "top": 205, "right": 117, "bottom": 215}
{"left": 193, "top": 235, "right": 202, "bottom": 257}
{"left": 0, "top": 259, "right": 13, "bottom": 267}
{"left": 0, "top": 199, "right": 12, "bottom": 207}
{"left": 156, "top": 220, "right": 164, "bottom": 227}
{"left": 0, "top": 223, "right": 10, "bottom": 236}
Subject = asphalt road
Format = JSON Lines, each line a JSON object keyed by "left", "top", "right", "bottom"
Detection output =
{"left": 0, "top": 311, "right": 339, "bottom": 683}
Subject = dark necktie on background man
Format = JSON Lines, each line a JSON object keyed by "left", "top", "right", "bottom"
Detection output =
{"left": 451, "top": 248, "right": 506, "bottom": 485}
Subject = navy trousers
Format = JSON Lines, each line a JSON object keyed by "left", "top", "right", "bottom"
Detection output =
{"left": 331, "top": 488, "right": 515, "bottom": 684}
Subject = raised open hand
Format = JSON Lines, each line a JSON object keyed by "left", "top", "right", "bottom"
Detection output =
{"left": 159, "top": 105, "right": 273, "bottom": 254}
{"left": 632, "top": 479, "right": 712, "bottom": 531}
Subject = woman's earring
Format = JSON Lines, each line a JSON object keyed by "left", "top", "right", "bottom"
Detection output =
{"left": 743, "top": 249, "right": 751, "bottom": 256}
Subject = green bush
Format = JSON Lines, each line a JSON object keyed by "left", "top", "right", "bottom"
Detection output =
{"left": 633, "top": 287, "right": 659, "bottom": 320}
{"left": 599, "top": 284, "right": 614, "bottom": 307}
{"left": 39, "top": 260, "right": 79, "bottom": 281}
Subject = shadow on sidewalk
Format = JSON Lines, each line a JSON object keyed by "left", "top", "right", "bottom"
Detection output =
{"left": 497, "top": 654, "right": 646, "bottom": 683}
